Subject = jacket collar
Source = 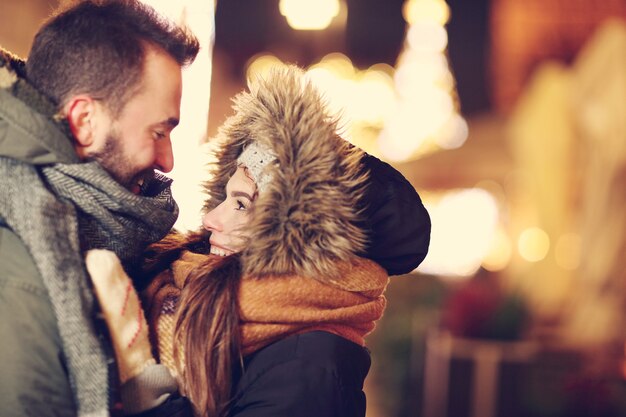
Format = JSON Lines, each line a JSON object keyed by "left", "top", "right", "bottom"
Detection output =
{"left": 0, "top": 47, "right": 77, "bottom": 165}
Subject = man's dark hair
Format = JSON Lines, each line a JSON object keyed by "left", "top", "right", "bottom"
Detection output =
{"left": 26, "top": 0, "right": 199, "bottom": 115}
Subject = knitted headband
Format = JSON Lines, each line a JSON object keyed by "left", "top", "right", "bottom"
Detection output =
{"left": 236, "top": 141, "right": 276, "bottom": 192}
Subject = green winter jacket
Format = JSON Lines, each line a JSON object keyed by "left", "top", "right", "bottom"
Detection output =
{"left": 0, "top": 49, "right": 79, "bottom": 416}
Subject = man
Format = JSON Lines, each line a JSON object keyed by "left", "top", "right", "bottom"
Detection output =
{"left": 0, "top": 1, "right": 198, "bottom": 416}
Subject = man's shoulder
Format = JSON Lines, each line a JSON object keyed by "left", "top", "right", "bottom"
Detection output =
{"left": 0, "top": 226, "right": 46, "bottom": 291}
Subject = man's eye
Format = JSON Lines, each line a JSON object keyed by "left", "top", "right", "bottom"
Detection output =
{"left": 153, "top": 131, "right": 166, "bottom": 140}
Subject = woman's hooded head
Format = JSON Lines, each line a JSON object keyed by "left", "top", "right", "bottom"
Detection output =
{"left": 202, "top": 65, "right": 369, "bottom": 281}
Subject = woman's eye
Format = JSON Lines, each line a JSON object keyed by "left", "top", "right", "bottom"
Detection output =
{"left": 236, "top": 200, "right": 247, "bottom": 211}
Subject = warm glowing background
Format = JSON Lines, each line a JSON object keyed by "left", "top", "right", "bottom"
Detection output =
{"left": 2, "top": 0, "right": 626, "bottom": 416}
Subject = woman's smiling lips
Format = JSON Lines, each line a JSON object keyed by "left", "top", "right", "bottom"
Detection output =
{"left": 209, "top": 242, "right": 234, "bottom": 257}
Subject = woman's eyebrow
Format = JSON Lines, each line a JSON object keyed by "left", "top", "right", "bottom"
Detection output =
{"left": 231, "top": 191, "right": 253, "bottom": 201}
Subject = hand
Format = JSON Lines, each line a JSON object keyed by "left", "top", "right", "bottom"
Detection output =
{"left": 85, "top": 249, "right": 156, "bottom": 384}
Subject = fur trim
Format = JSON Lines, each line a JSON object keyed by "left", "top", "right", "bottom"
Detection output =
{"left": 203, "top": 66, "right": 368, "bottom": 281}
{"left": 0, "top": 48, "right": 25, "bottom": 88}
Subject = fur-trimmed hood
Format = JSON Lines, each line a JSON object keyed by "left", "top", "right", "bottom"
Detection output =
{"left": 204, "top": 66, "right": 369, "bottom": 280}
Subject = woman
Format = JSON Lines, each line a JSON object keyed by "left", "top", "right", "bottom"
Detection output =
{"left": 89, "top": 65, "right": 430, "bottom": 417}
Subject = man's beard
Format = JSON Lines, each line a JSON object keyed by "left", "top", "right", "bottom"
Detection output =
{"left": 87, "top": 130, "right": 153, "bottom": 193}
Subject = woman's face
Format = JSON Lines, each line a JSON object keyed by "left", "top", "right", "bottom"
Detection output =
{"left": 202, "top": 166, "right": 256, "bottom": 256}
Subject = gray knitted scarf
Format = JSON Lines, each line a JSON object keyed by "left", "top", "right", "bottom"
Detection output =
{"left": 0, "top": 157, "right": 178, "bottom": 417}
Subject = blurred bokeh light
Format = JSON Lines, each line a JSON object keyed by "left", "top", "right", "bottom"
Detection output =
{"left": 279, "top": 0, "right": 342, "bottom": 30}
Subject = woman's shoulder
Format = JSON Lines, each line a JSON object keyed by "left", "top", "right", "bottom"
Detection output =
{"left": 230, "top": 331, "right": 370, "bottom": 417}
{"left": 240, "top": 331, "right": 371, "bottom": 384}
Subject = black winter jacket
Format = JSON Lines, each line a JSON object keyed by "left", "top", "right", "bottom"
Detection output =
{"left": 229, "top": 331, "right": 371, "bottom": 417}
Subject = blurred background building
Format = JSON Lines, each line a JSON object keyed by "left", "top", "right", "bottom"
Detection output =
{"left": 2, "top": 0, "right": 626, "bottom": 416}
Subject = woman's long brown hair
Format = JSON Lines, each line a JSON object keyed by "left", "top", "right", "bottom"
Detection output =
{"left": 173, "top": 253, "right": 243, "bottom": 417}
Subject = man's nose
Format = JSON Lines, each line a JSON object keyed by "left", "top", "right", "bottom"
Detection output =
{"left": 154, "top": 137, "right": 174, "bottom": 173}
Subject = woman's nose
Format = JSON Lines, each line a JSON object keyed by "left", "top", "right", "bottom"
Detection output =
{"left": 202, "top": 205, "right": 222, "bottom": 232}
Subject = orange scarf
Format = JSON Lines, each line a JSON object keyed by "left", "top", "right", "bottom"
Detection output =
{"left": 142, "top": 251, "right": 389, "bottom": 372}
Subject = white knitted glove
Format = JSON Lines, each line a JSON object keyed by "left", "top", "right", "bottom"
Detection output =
{"left": 85, "top": 249, "right": 156, "bottom": 384}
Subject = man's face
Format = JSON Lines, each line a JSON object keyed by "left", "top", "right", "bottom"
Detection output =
{"left": 89, "top": 47, "right": 183, "bottom": 193}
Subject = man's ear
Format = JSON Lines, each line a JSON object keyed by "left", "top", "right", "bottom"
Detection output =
{"left": 63, "top": 95, "right": 103, "bottom": 158}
